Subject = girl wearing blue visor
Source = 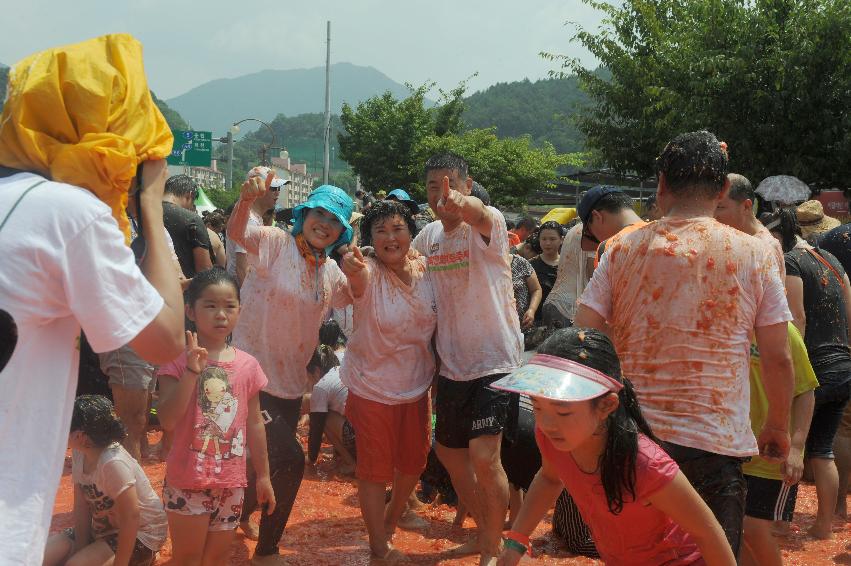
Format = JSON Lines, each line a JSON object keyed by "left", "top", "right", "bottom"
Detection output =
{"left": 494, "top": 328, "right": 735, "bottom": 566}
{"left": 227, "top": 169, "right": 354, "bottom": 565}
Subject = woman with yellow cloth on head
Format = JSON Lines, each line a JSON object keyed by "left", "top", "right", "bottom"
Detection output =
{"left": 0, "top": 34, "right": 184, "bottom": 565}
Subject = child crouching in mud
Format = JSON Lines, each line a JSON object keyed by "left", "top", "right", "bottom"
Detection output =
{"left": 43, "top": 395, "right": 167, "bottom": 566}
{"left": 495, "top": 328, "right": 736, "bottom": 566}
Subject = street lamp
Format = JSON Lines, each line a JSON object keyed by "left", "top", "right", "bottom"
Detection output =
{"left": 232, "top": 118, "right": 277, "bottom": 166}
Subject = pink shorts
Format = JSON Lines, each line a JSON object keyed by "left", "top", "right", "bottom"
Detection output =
{"left": 345, "top": 393, "right": 430, "bottom": 483}
{"left": 163, "top": 485, "right": 244, "bottom": 531}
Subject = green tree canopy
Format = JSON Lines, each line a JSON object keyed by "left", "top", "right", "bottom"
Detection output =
{"left": 554, "top": 0, "right": 851, "bottom": 187}
{"left": 339, "top": 84, "right": 579, "bottom": 205}
{"left": 411, "top": 129, "right": 581, "bottom": 206}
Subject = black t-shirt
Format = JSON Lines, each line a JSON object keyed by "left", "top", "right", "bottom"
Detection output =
{"left": 162, "top": 201, "right": 211, "bottom": 278}
{"left": 818, "top": 223, "right": 851, "bottom": 276}
{"left": 785, "top": 247, "right": 851, "bottom": 373}
{"left": 531, "top": 256, "right": 558, "bottom": 321}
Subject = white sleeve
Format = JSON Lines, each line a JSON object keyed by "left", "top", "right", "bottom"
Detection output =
{"left": 310, "top": 379, "right": 330, "bottom": 412}
{"left": 577, "top": 248, "right": 613, "bottom": 320}
{"left": 412, "top": 228, "right": 428, "bottom": 256}
{"left": 755, "top": 254, "right": 793, "bottom": 328}
{"left": 62, "top": 213, "right": 164, "bottom": 353}
{"left": 474, "top": 206, "right": 509, "bottom": 257}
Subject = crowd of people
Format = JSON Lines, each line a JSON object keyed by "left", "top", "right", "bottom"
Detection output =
{"left": 2, "top": 33, "right": 850, "bottom": 566}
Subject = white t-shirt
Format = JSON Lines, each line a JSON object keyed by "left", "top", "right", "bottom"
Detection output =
{"left": 71, "top": 444, "right": 167, "bottom": 551}
{"left": 412, "top": 208, "right": 522, "bottom": 381}
{"left": 544, "top": 223, "right": 590, "bottom": 320}
{"left": 0, "top": 173, "right": 163, "bottom": 565}
{"left": 340, "top": 255, "right": 437, "bottom": 404}
{"left": 226, "top": 209, "right": 262, "bottom": 278}
{"left": 578, "top": 217, "right": 792, "bottom": 456}
{"left": 311, "top": 365, "right": 349, "bottom": 414}
{"left": 233, "top": 228, "right": 350, "bottom": 399}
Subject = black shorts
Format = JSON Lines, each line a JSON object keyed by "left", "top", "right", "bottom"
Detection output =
{"left": 744, "top": 475, "right": 799, "bottom": 522}
{"left": 806, "top": 381, "right": 851, "bottom": 459}
{"left": 661, "top": 442, "right": 747, "bottom": 556}
{"left": 500, "top": 397, "right": 542, "bottom": 491}
{"left": 63, "top": 528, "right": 156, "bottom": 566}
{"left": 435, "top": 374, "right": 511, "bottom": 449}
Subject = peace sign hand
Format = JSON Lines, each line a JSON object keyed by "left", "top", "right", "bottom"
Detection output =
{"left": 185, "top": 331, "right": 208, "bottom": 375}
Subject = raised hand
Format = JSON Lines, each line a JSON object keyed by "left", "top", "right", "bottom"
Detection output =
{"left": 240, "top": 169, "right": 275, "bottom": 202}
{"left": 341, "top": 245, "right": 367, "bottom": 277}
{"left": 436, "top": 175, "right": 465, "bottom": 217}
{"left": 185, "top": 331, "right": 208, "bottom": 375}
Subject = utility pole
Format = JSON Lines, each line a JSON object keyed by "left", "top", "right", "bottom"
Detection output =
{"left": 322, "top": 20, "right": 331, "bottom": 185}
{"left": 226, "top": 130, "right": 233, "bottom": 189}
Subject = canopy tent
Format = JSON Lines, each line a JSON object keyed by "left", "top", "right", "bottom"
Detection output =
{"left": 194, "top": 186, "right": 217, "bottom": 214}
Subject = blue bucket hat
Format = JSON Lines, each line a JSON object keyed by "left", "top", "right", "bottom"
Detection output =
{"left": 292, "top": 185, "right": 354, "bottom": 253}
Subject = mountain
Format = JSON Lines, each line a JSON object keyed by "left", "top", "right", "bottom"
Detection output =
{"left": 151, "top": 91, "right": 188, "bottom": 131}
{"left": 166, "top": 62, "right": 418, "bottom": 136}
{"left": 462, "top": 76, "right": 589, "bottom": 154}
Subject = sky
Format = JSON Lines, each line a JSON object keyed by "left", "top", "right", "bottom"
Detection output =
{"left": 0, "top": 0, "right": 604, "bottom": 100}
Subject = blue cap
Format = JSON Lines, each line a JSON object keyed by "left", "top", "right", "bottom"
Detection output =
{"left": 577, "top": 185, "right": 623, "bottom": 225}
{"left": 386, "top": 188, "right": 419, "bottom": 214}
{"left": 292, "top": 185, "right": 354, "bottom": 253}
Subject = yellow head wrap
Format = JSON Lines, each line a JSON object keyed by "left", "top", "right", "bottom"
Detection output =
{"left": 0, "top": 33, "right": 174, "bottom": 243}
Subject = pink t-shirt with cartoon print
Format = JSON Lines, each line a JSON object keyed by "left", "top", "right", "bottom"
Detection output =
{"left": 158, "top": 348, "right": 267, "bottom": 490}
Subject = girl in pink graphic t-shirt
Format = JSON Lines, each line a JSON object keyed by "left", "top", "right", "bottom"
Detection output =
{"left": 493, "top": 328, "right": 735, "bottom": 566}
{"left": 156, "top": 268, "right": 275, "bottom": 565}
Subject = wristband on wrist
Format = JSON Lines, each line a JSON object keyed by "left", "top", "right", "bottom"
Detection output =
{"left": 506, "top": 531, "right": 530, "bottom": 546}
{"left": 503, "top": 537, "right": 528, "bottom": 555}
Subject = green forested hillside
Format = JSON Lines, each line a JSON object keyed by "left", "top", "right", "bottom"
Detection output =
{"left": 462, "top": 76, "right": 588, "bottom": 154}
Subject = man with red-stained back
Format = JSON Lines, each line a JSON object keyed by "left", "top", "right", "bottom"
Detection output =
{"left": 574, "top": 130, "right": 795, "bottom": 556}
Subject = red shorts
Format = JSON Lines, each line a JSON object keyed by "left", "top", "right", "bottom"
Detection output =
{"left": 345, "top": 392, "right": 431, "bottom": 483}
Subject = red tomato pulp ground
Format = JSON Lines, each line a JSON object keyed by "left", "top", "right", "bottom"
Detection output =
{"left": 50, "top": 433, "right": 850, "bottom": 565}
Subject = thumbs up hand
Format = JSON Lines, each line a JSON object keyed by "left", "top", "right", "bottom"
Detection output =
{"left": 436, "top": 175, "right": 465, "bottom": 217}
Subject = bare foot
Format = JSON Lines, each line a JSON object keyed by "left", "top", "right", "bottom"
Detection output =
{"left": 807, "top": 523, "right": 834, "bottom": 540}
{"left": 396, "top": 510, "right": 429, "bottom": 531}
{"left": 240, "top": 520, "right": 260, "bottom": 541}
{"left": 447, "top": 537, "right": 479, "bottom": 557}
{"left": 371, "top": 544, "right": 407, "bottom": 564}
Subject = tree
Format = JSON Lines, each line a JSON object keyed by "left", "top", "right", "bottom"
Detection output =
{"left": 338, "top": 85, "right": 438, "bottom": 192}
{"left": 552, "top": 0, "right": 851, "bottom": 187}
{"left": 411, "top": 129, "right": 581, "bottom": 206}
{"left": 151, "top": 91, "right": 189, "bottom": 131}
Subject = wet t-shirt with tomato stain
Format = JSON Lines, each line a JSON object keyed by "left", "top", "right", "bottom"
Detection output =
{"left": 537, "top": 430, "right": 702, "bottom": 566}
{"left": 413, "top": 208, "right": 522, "bottom": 381}
{"left": 785, "top": 247, "right": 851, "bottom": 376}
{"left": 579, "top": 217, "right": 791, "bottom": 457}
{"left": 232, "top": 228, "right": 351, "bottom": 399}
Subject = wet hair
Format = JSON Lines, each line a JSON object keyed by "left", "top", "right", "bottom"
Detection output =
{"left": 306, "top": 344, "right": 340, "bottom": 378}
{"left": 655, "top": 130, "right": 729, "bottom": 198}
{"left": 198, "top": 367, "right": 231, "bottom": 414}
{"left": 537, "top": 328, "right": 656, "bottom": 515}
{"left": 203, "top": 210, "right": 226, "bottom": 232}
{"left": 505, "top": 219, "right": 516, "bottom": 231}
{"left": 727, "top": 174, "right": 755, "bottom": 203}
{"left": 471, "top": 181, "right": 491, "bottom": 206}
{"left": 529, "top": 221, "right": 565, "bottom": 253}
{"left": 762, "top": 207, "right": 801, "bottom": 253}
{"left": 424, "top": 152, "right": 469, "bottom": 179}
{"left": 70, "top": 395, "right": 127, "bottom": 447}
{"left": 164, "top": 174, "right": 197, "bottom": 198}
{"left": 593, "top": 192, "right": 634, "bottom": 215}
{"left": 515, "top": 215, "right": 537, "bottom": 234}
{"left": 360, "top": 199, "right": 417, "bottom": 246}
{"left": 319, "top": 319, "right": 347, "bottom": 348}
{"left": 186, "top": 267, "right": 240, "bottom": 307}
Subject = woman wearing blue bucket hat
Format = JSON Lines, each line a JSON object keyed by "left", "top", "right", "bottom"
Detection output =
{"left": 227, "top": 170, "right": 354, "bottom": 564}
